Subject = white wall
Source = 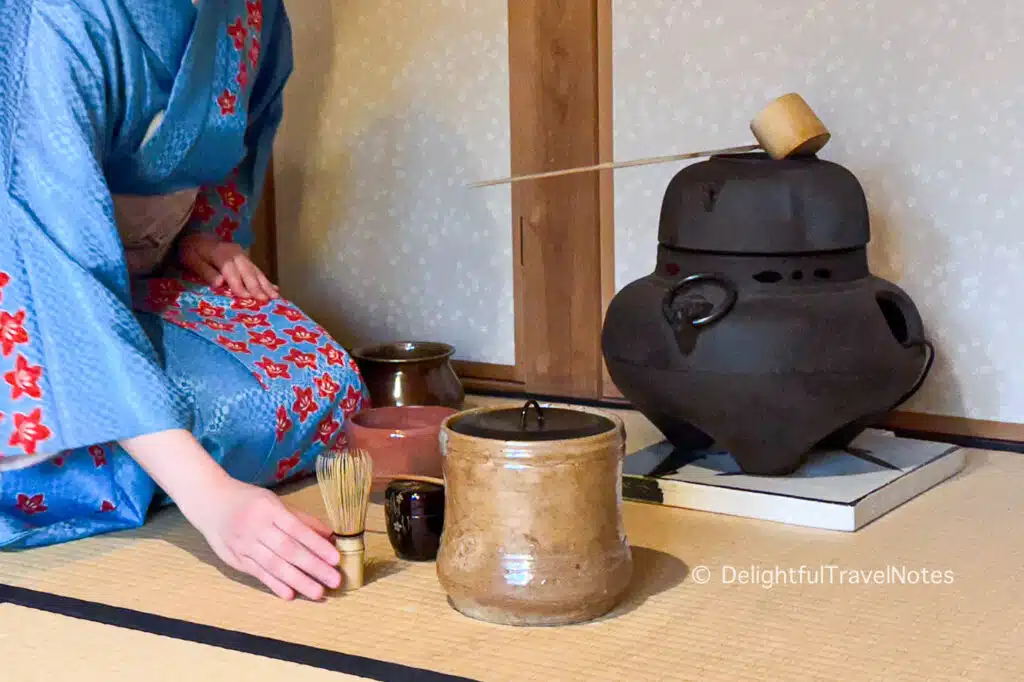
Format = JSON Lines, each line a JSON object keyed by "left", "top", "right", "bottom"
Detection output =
{"left": 612, "top": 0, "right": 1023, "bottom": 422}
{"left": 273, "top": 0, "right": 515, "bottom": 365}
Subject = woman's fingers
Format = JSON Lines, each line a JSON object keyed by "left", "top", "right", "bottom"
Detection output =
{"left": 263, "top": 523, "right": 342, "bottom": 591}
{"left": 218, "top": 259, "right": 249, "bottom": 299}
{"left": 255, "top": 270, "right": 281, "bottom": 300}
{"left": 186, "top": 255, "right": 223, "bottom": 286}
{"left": 245, "top": 541, "right": 327, "bottom": 601}
{"left": 234, "top": 255, "right": 281, "bottom": 301}
{"left": 234, "top": 256, "right": 269, "bottom": 301}
{"left": 275, "top": 507, "right": 341, "bottom": 565}
{"left": 290, "top": 509, "right": 335, "bottom": 539}
{"left": 237, "top": 553, "right": 296, "bottom": 601}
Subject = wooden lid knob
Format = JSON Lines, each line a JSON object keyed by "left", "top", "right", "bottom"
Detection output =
{"left": 750, "top": 93, "right": 831, "bottom": 160}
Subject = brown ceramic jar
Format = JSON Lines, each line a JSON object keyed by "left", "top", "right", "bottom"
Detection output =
{"left": 436, "top": 401, "right": 633, "bottom": 626}
{"left": 350, "top": 341, "right": 464, "bottom": 410}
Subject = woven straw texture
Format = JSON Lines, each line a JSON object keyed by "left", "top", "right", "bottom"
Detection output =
{"left": 0, "top": 603, "right": 371, "bottom": 681}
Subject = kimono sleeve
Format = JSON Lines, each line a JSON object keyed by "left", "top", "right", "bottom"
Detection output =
{"left": 0, "top": 2, "right": 192, "bottom": 466}
{"left": 181, "top": 1, "right": 294, "bottom": 251}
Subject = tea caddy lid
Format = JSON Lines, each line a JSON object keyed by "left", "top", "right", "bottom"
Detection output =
{"left": 385, "top": 479, "right": 444, "bottom": 517}
{"left": 448, "top": 400, "right": 616, "bottom": 442}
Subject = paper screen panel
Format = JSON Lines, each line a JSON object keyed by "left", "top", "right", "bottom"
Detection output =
{"left": 273, "top": 1, "right": 514, "bottom": 365}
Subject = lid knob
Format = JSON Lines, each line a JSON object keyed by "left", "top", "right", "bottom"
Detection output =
{"left": 519, "top": 400, "right": 545, "bottom": 430}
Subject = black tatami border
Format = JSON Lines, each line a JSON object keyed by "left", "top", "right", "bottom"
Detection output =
{"left": 0, "top": 583, "right": 477, "bottom": 682}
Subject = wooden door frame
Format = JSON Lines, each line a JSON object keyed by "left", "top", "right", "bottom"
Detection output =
{"left": 257, "top": 0, "right": 1024, "bottom": 444}
{"left": 502, "top": 0, "right": 610, "bottom": 399}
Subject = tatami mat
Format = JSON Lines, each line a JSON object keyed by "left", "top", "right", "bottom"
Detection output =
{"left": 0, "top": 603, "right": 370, "bottom": 681}
{"left": 1, "top": 398, "right": 1022, "bottom": 680}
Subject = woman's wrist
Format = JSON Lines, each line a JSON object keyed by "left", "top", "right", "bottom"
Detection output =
{"left": 119, "top": 429, "right": 235, "bottom": 514}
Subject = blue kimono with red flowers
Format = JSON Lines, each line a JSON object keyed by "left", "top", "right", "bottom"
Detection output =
{"left": 0, "top": 0, "right": 368, "bottom": 548}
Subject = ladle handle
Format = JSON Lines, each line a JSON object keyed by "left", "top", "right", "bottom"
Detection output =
{"left": 467, "top": 144, "right": 762, "bottom": 188}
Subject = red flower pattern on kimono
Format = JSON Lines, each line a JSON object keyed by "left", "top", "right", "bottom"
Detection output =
{"left": 247, "top": 0, "right": 263, "bottom": 30}
{"left": 217, "top": 90, "right": 237, "bottom": 116}
{"left": 100, "top": 500, "right": 116, "bottom": 512}
{"left": 216, "top": 336, "right": 251, "bottom": 354}
{"left": 227, "top": 18, "right": 247, "bottom": 49}
{"left": 275, "top": 452, "right": 301, "bottom": 481}
{"left": 314, "top": 372, "right": 341, "bottom": 401}
{"left": 291, "top": 387, "right": 318, "bottom": 423}
{"left": 339, "top": 385, "right": 363, "bottom": 414}
{"left": 4, "top": 355, "right": 43, "bottom": 400}
{"left": 231, "top": 298, "right": 263, "bottom": 312}
{"left": 217, "top": 183, "right": 247, "bottom": 213}
{"left": 275, "top": 406, "right": 293, "bottom": 442}
{"left": 317, "top": 343, "right": 346, "bottom": 367}
{"left": 0, "top": 271, "right": 10, "bottom": 303}
{"left": 130, "top": 273, "right": 368, "bottom": 496}
{"left": 255, "top": 356, "right": 291, "bottom": 381}
{"left": 249, "top": 329, "right": 286, "bottom": 351}
{"left": 151, "top": 279, "right": 185, "bottom": 296}
{"left": 192, "top": 301, "right": 226, "bottom": 319}
{"left": 283, "top": 348, "right": 317, "bottom": 370}
{"left": 216, "top": 216, "right": 240, "bottom": 242}
{"left": 273, "top": 305, "right": 304, "bottom": 322}
{"left": 1, "top": 310, "right": 30, "bottom": 357}
{"left": 16, "top": 493, "right": 47, "bottom": 516}
{"left": 146, "top": 292, "right": 180, "bottom": 311}
{"left": 315, "top": 415, "right": 340, "bottom": 446}
{"left": 145, "top": 279, "right": 184, "bottom": 310}
{"left": 249, "top": 39, "right": 261, "bottom": 69}
{"left": 234, "top": 313, "right": 269, "bottom": 328}
{"left": 284, "top": 326, "right": 321, "bottom": 345}
{"left": 88, "top": 446, "right": 107, "bottom": 468}
{"left": 204, "top": 319, "right": 236, "bottom": 332}
{"left": 236, "top": 61, "right": 249, "bottom": 88}
{"left": 9, "top": 408, "right": 52, "bottom": 455}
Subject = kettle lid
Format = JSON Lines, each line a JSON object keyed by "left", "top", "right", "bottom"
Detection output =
{"left": 657, "top": 152, "right": 870, "bottom": 254}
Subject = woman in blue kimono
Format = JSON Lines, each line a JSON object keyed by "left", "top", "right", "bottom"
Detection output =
{"left": 0, "top": 0, "right": 369, "bottom": 601}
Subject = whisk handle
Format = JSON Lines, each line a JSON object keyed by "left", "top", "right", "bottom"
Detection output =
{"left": 334, "top": 533, "right": 365, "bottom": 591}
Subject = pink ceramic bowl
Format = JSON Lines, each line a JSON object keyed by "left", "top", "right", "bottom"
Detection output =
{"left": 345, "top": 405, "right": 457, "bottom": 485}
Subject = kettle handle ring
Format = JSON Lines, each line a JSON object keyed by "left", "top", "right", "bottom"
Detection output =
{"left": 890, "top": 339, "right": 935, "bottom": 409}
{"left": 662, "top": 272, "right": 738, "bottom": 328}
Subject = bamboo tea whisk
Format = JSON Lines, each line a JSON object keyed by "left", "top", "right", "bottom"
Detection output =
{"left": 316, "top": 447, "right": 374, "bottom": 591}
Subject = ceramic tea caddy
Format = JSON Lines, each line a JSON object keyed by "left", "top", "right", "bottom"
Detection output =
{"left": 435, "top": 400, "right": 633, "bottom": 626}
{"left": 384, "top": 478, "right": 445, "bottom": 562}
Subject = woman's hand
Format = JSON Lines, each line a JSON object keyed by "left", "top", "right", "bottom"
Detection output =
{"left": 187, "top": 479, "right": 344, "bottom": 601}
{"left": 120, "top": 429, "right": 342, "bottom": 600}
{"left": 178, "top": 232, "right": 280, "bottom": 301}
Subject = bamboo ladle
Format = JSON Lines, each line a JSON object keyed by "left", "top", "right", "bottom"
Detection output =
{"left": 468, "top": 92, "right": 831, "bottom": 188}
